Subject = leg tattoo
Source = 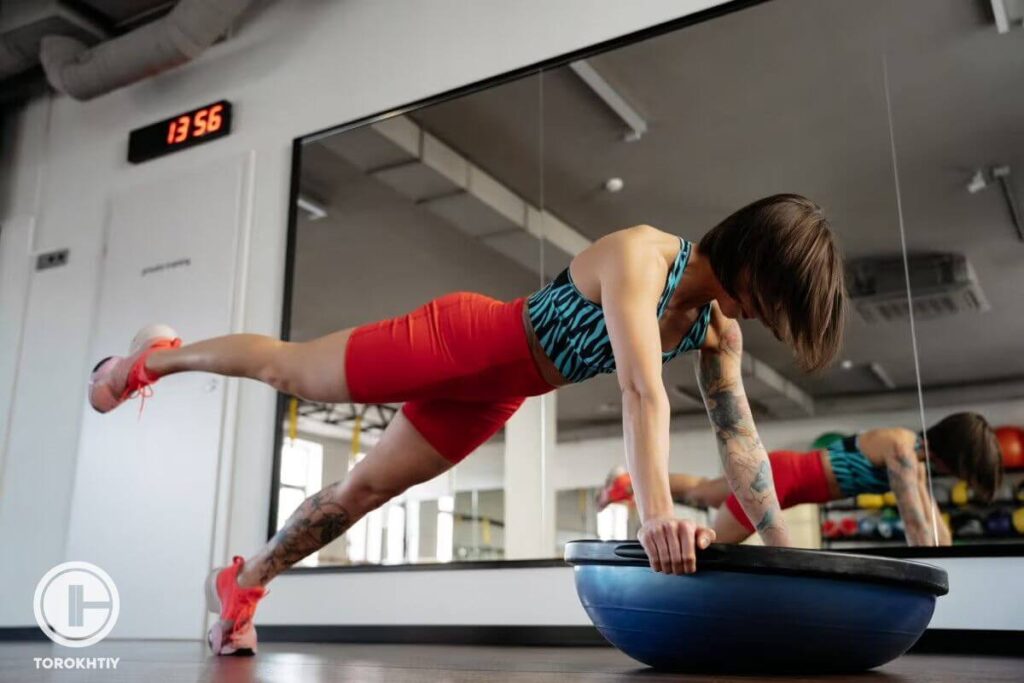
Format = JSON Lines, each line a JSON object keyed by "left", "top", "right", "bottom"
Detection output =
{"left": 257, "top": 482, "right": 352, "bottom": 584}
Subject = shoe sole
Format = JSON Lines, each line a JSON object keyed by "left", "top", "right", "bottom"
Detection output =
{"left": 204, "top": 567, "right": 256, "bottom": 657}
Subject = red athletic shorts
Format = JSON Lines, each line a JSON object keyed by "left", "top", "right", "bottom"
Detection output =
{"left": 344, "top": 292, "right": 555, "bottom": 463}
{"left": 724, "top": 449, "right": 832, "bottom": 532}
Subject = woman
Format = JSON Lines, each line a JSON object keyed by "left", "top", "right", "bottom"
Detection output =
{"left": 88, "top": 194, "right": 845, "bottom": 655}
{"left": 597, "top": 412, "right": 1003, "bottom": 546}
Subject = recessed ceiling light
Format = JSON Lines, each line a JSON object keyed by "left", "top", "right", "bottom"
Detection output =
{"left": 604, "top": 177, "right": 624, "bottom": 193}
{"left": 840, "top": 359, "right": 854, "bottom": 370}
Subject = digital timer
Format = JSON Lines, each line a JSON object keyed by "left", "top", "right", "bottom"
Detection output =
{"left": 128, "top": 100, "right": 233, "bottom": 164}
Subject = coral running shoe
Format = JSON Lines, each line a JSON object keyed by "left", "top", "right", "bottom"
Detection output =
{"left": 206, "top": 556, "right": 267, "bottom": 656}
{"left": 596, "top": 466, "right": 634, "bottom": 511}
{"left": 88, "top": 324, "right": 181, "bottom": 413}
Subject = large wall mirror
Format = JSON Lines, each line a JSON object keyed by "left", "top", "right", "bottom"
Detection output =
{"left": 272, "top": 0, "right": 1023, "bottom": 570}
{"left": 884, "top": 1, "right": 1024, "bottom": 550}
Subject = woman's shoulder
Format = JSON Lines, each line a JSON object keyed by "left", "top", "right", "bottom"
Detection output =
{"left": 604, "top": 223, "right": 692, "bottom": 248}
{"left": 582, "top": 226, "right": 680, "bottom": 275}
{"left": 699, "top": 302, "right": 740, "bottom": 353}
{"left": 859, "top": 428, "right": 918, "bottom": 464}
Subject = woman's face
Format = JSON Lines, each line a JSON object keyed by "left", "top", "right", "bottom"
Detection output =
{"left": 928, "top": 453, "right": 953, "bottom": 475}
{"left": 717, "top": 288, "right": 758, "bottom": 321}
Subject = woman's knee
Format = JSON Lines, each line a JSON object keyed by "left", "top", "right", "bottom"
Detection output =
{"left": 256, "top": 340, "right": 298, "bottom": 393}
{"left": 713, "top": 506, "right": 754, "bottom": 544}
{"left": 263, "top": 334, "right": 352, "bottom": 402}
{"left": 343, "top": 473, "right": 406, "bottom": 512}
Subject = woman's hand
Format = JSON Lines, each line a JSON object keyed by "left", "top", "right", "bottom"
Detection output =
{"left": 638, "top": 517, "right": 716, "bottom": 574}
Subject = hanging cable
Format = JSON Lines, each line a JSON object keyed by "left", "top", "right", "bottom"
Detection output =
{"left": 882, "top": 53, "right": 939, "bottom": 546}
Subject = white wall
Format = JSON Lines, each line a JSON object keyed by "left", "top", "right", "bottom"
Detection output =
{"left": 0, "top": 0, "right": 732, "bottom": 634}
{"left": 257, "top": 555, "right": 1024, "bottom": 631}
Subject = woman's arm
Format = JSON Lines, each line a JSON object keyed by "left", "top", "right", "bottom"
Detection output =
{"left": 916, "top": 462, "right": 952, "bottom": 545}
{"left": 886, "top": 443, "right": 941, "bottom": 546}
{"left": 600, "top": 230, "right": 715, "bottom": 574}
{"left": 925, "top": 471, "right": 954, "bottom": 544}
{"left": 695, "top": 306, "right": 790, "bottom": 546}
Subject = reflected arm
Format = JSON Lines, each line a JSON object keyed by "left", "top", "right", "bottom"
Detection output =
{"left": 887, "top": 446, "right": 939, "bottom": 546}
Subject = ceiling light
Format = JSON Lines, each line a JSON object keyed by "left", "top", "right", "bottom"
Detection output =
{"left": 604, "top": 177, "right": 624, "bottom": 193}
{"left": 966, "top": 169, "right": 988, "bottom": 194}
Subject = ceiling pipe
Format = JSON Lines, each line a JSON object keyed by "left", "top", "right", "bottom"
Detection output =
{"left": 38, "top": 0, "right": 255, "bottom": 101}
{"left": 0, "top": 33, "right": 35, "bottom": 80}
{"left": 0, "top": 1, "right": 107, "bottom": 81}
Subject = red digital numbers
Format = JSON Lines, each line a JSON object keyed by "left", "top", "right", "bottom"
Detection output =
{"left": 166, "top": 103, "right": 225, "bottom": 146}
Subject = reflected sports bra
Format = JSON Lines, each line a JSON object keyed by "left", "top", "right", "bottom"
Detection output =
{"left": 525, "top": 238, "right": 712, "bottom": 384}
{"left": 827, "top": 435, "right": 891, "bottom": 498}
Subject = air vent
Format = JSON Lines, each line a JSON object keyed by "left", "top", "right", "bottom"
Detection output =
{"left": 847, "top": 253, "right": 990, "bottom": 324}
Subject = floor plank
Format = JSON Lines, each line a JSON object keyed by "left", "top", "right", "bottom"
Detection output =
{"left": 1, "top": 641, "right": 1020, "bottom": 683}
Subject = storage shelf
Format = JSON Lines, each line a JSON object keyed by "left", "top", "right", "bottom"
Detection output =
{"left": 823, "top": 500, "right": 1021, "bottom": 513}
{"left": 824, "top": 536, "right": 1024, "bottom": 547}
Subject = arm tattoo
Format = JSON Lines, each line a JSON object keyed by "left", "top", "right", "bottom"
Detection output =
{"left": 755, "top": 508, "right": 777, "bottom": 534}
{"left": 697, "top": 321, "right": 784, "bottom": 540}
{"left": 896, "top": 452, "right": 916, "bottom": 470}
{"left": 707, "top": 384, "right": 745, "bottom": 436}
{"left": 751, "top": 460, "right": 772, "bottom": 494}
{"left": 259, "top": 482, "right": 352, "bottom": 584}
{"left": 888, "top": 464, "right": 928, "bottom": 540}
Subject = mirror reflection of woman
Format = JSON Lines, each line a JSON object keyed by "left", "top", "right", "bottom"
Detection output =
{"left": 598, "top": 412, "right": 1004, "bottom": 546}
{"left": 87, "top": 194, "right": 846, "bottom": 655}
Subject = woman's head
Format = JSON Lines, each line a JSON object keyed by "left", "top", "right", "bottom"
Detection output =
{"left": 699, "top": 194, "right": 846, "bottom": 371}
{"left": 925, "top": 412, "right": 1003, "bottom": 502}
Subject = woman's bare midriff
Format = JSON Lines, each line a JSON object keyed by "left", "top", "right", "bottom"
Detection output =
{"left": 817, "top": 449, "right": 845, "bottom": 499}
{"left": 522, "top": 304, "right": 570, "bottom": 389}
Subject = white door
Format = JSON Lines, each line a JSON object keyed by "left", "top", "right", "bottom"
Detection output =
{"left": 67, "top": 154, "right": 251, "bottom": 639}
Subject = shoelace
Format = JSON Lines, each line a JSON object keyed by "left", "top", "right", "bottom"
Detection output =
{"left": 134, "top": 385, "right": 154, "bottom": 418}
{"left": 118, "top": 338, "right": 182, "bottom": 418}
{"left": 227, "top": 587, "right": 268, "bottom": 640}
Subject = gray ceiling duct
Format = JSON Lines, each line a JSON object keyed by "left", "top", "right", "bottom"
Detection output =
{"left": 0, "top": 1, "right": 106, "bottom": 80}
{"left": 38, "top": 0, "right": 254, "bottom": 101}
{"left": 0, "top": 33, "right": 34, "bottom": 80}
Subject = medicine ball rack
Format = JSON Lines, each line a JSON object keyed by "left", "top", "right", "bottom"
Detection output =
{"left": 820, "top": 470, "right": 1024, "bottom": 549}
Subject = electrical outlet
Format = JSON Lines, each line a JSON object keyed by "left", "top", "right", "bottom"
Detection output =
{"left": 36, "top": 249, "right": 69, "bottom": 271}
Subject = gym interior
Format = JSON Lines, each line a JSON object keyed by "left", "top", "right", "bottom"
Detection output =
{"left": 1, "top": 1, "right": 1022, "bottom": 681}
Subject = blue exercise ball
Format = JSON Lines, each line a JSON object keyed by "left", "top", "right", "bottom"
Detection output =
{"left": 565, "top": 541, "right": 947, "bottom": 673}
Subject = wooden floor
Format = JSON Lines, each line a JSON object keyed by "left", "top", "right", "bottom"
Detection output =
{"left": 2, "top": 640, "right": 1021, "bottom": 683}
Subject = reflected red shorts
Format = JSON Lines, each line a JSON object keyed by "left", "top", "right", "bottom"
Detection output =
{"left": 344, "top": 292, "right": 554, "bottom": 463}
{"left": 724, "top": 449, "right": 833, "bottom": 532}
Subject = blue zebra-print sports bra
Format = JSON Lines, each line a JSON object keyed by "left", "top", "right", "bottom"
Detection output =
{"left": 827, "top": 435, "right": 891, "bottom": 497}
{"left": 526, "top": 238, "right": 712, "bottom": 384}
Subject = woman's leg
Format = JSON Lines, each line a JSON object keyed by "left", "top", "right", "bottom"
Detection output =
{"left": 712, "top": 505, "right": 755, "bottom": 544}
{"left": 146, "top": 329, "right": 356, "bottom": 403}
{"left": 668, "top": 474, "right": 731, "bottom": 508}
{"left": 598, "top": 471, "right": 732, "bottom": 510}
{"left": 236, "top": 410, "right": 453, "bottom": 587}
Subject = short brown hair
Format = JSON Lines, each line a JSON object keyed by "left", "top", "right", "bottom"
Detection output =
{"left": 925, "top": 412, "right": 1003, "bottom": 503}
{"left": 699, "top": 194, "right": 846, "bottom": 371}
